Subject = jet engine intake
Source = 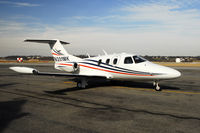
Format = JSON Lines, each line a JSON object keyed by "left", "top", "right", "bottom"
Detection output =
{"left": 73, "top": 62, "right": 79, "bottom": 72}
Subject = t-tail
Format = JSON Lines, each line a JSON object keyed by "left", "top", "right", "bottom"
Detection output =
{"left": 24, "top": 39, "right": 81, "bottom": 70}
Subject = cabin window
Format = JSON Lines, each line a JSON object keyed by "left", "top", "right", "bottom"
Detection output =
{"left": 133, "top": 56, "right": 146, "bottom": 63}
{"left": 106, "top": 59, "right": 110, "bottom": 64}
{"left": 113, "top": 58, "right": 118, "bottom": 65}
{"left": 98, "top": 59, "right": 102, "bottom": 65}
{"left": 124, "top": 57, "right": 133, "bottom": 64}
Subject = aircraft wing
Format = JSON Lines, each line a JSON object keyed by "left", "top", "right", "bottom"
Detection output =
{"left": 33, "top": 71, "right": 106, "bottom": 79}
{"left": 9, "top": 67, "right": 107, "bottom": 79}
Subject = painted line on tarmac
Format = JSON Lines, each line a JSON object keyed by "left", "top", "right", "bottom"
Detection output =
{"left": 62, "top": 84, "right": 200, "bottom": 95}
{"left": 64, "top": 81, "right": 76, "bottom": 84}
{"left": 162, "top": 90, "right": 200, "bottom": 95}
{"left": 115, "top": 86, "right": 200, "bottom": 95}
{"left": 116, "top": 86, "right": 156, "bottom": 92}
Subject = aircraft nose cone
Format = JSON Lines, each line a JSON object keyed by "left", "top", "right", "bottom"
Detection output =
{"left": 168, "top": 68, "right": 181, "bottom": 79}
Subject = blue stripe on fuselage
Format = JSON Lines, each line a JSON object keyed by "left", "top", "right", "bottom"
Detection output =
{"left": 81, "top": 59, "right": 163, "bottom": 76}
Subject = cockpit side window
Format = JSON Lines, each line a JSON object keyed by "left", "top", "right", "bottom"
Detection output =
{"left": 133, "top": 56, "right": 146, "bottom": 63}
{"left": 113, "top": 58, "right": 118, "bottom": 65}
{"left": 124, "top": 57, "right": 133, "bottom": 64}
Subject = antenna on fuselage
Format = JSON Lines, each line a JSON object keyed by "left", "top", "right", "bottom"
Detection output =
{"left": 102, "top": 49, "right": 108, "bottom": 55}
{"left": 86, "top": 53, "right": 91, "bottom": 58}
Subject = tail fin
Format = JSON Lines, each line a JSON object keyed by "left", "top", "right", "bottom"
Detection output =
{"left": 25, "top": 39, "right": 81, "bottom": 62}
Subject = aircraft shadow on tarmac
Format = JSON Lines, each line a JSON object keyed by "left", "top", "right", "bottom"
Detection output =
{"left": 44, "top": 80, "right": 180, "bottom": 95}
{"left": 44, "top": 87, "right": 85, "bottom": 95}
{"left": 0, "top": 99, "right": 29, "bottom": 132}
{"left": 0, "top": 83, "right": 18, "bottom": 88}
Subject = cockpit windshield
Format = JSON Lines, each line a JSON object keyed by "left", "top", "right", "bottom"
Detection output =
{"left": 133, "top": 56, "right": 146, "bottom": 63}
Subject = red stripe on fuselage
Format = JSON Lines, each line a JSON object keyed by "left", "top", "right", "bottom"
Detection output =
{"left": 52, "top": 53, "right": 61, "bottom": 56}
{"left": 57, "top": 63, "right": 153, "bottom": 76}
{"left": 57, "top": 63, "right": 73, "bottom": 66}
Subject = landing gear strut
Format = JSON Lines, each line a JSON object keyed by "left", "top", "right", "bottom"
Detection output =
{"left": 77, "top": 78, "right": 88, "bottom": 89}
{"left": 153, "top": 81, "right": 161, "bottom": 91}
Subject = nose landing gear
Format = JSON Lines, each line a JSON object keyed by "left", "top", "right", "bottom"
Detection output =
{"left": 153, "top": 81, "right": 161, "bottom": 91}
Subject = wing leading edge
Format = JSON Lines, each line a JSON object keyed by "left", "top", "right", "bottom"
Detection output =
{"left": 33, "top": 70, "right": 107, "bottom": 79}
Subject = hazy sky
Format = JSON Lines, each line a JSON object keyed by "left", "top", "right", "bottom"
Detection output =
{"left": 0, "top": 0, "right": 200, "bottom": 56}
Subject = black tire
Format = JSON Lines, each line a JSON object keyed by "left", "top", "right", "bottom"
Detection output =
{"left": 77, "top": 82, "right": 82, "bottom": 88}
{"left": 155, "top": 86, "right": 162, "bottom": 91}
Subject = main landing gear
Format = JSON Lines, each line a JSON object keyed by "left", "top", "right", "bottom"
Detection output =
{"left": 77, "top": 78, "right": 88, "bottom": 89}
{"left": 153, "top": 81, "right": 161, "bottom": 91}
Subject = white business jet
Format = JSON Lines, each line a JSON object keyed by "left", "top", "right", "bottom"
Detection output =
{"left": 10, "top": 39, "right": 181, "bottom": 91}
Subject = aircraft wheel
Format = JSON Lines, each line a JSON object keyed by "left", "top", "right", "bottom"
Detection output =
{"left": 77, "top": 81, "right": 86, "bottom": 89}
{"left": 77, "top": 82, "right": 82, "bottom": 88}
{"left": 154, "top": 81, "right": 162, "bottom": 91}
{"left": 155, "top": 85, "right": 161, "bottom": 91}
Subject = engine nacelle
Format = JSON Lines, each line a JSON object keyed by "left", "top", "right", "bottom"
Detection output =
{"left": 73, "top": 62, "right": 79, "bottom": 72}
{"left": 56, "top": 62, "right": 79, "bottom": 73}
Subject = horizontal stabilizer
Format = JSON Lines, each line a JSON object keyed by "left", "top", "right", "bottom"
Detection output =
{"left": 24, "top": 39, "right": 70, "bottom": 45}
